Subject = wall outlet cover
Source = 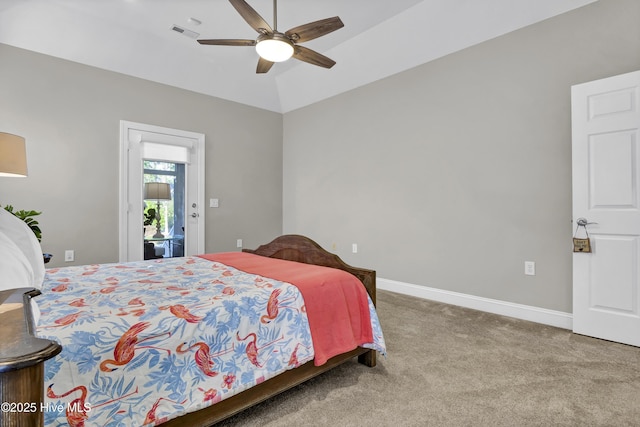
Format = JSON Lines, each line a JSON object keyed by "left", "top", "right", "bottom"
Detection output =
{"left": 524, "top": 261, "right": 535, "bottom": 276}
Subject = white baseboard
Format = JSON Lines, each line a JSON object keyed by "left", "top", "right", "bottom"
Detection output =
{"left": 377, "top": 278, "right": 573, "bottom": 330}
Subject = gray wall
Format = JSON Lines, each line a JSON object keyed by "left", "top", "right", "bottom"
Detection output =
{"left": 2, "top": 0, "right": 638, "bottom": 313}
{"left": 283, "top": 0, "right": 640, "bottom": 313}
{"left": 0, "top": 44, "right": 283, "bottom": 268}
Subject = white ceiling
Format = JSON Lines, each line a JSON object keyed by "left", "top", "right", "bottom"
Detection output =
{"left": 0, "top": 0, "right": 596, "bottom": 113}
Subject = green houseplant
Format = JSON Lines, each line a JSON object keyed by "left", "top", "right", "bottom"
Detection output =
{"left": 3, "top": 204, "right": 42, "bottom": 242}
{"left": 144, "top": 207, "right": 156, "bottom": 229}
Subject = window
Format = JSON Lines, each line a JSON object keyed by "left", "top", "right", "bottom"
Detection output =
{"left": 143, "top": 161, "right": 186, "bottom": 257}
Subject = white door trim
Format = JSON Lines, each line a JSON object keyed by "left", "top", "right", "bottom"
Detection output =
{"left": 119, "top": 120, "right": 205, "bottom": 262}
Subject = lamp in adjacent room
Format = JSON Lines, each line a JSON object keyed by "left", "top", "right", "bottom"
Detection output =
{"left": 144, "top": 182, "right": 171, "bottom": 238}
{"left": 0, "top": 132, "right": 28, "bottom": 177}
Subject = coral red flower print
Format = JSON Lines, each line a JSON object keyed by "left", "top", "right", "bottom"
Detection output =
{"left": 222, "top": 374, "right": 236, "bottom": 389}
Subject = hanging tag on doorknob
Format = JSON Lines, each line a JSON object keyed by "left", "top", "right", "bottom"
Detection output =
{"left": 573, "top": 237, "right": 591, "bottom": 253}
{"left": 573, "top": 221, "right": 591, "bottom": 253}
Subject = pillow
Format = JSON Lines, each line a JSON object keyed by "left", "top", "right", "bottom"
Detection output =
{"left": 0, "top": 230, "right": 34, "bottom": 291}
{"left": 0, "top": 208, "right": 44, "bottom": 289}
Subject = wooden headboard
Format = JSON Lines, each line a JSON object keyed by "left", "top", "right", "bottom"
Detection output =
{"left": 243, "top": 234, "right": 377, "bottom": 305}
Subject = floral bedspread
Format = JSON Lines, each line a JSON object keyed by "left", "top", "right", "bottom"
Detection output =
{"left": 35, "top": 255, "right": 385, "bottom": 426}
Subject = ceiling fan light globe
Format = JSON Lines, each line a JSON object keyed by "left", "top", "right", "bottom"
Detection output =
{"left": 256, "top": 37, "right": 294, "bottom": 62}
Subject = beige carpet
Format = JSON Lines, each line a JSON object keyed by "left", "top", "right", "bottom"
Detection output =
{"left": 217, "top": 290, "right": 640, "bottom": 426}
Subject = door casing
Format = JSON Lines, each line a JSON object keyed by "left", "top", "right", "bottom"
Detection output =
{"left": 119, "top": 120, "right": 205, "bottom": 261}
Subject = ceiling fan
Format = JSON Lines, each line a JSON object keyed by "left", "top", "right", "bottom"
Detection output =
{"left": 197, "top": 0, "right": 344, "bottom": 74}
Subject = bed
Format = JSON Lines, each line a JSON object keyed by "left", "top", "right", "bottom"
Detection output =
{"left": 0, "top": 208, "right": 385, "bottom": 427}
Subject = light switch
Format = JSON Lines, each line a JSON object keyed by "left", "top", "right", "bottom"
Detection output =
{"left": 210, "top": 198, "right": 219, "bottom": 208}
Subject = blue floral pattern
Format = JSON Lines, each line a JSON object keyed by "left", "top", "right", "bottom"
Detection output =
{"left": 36, "top": 256, "right": 385, "bottom": 426}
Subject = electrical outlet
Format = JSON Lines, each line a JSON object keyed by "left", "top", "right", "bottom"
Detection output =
{"left": 524, "top": 261, "right": 535, "bottom": 276}
{"left": 65, "top": 250, "right": 75, "bottom": 262}
{"left": 236, "top": 239, "right": 243, "bottom": 248}
{"left": 352, "top": 243, "right": 358, "bottom": 253}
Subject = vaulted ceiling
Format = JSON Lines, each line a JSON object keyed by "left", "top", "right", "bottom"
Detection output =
{"left": 0, "top": 0, "right": 595, "bottom": 113}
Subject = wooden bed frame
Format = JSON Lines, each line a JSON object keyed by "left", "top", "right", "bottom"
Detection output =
{"left": 0, "top": 234, "right": 378, "bottom": 427}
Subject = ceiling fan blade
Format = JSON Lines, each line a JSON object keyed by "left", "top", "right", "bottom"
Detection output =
{"left": 285, "top": 16, "right": 344, "bottom": 43}
{"left": 292, "top": 46, "right": 336, "bottom": 69}
{"left": 256, "top": 57, "right": 275, "bottom": 74}
{"left": 197, "top": 39, "right": 256, "bottom": 46}
{"left": 229, "top": 0, "right": 273, "bottom": 34}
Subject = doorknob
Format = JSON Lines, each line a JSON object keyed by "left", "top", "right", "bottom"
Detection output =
{"left": 191, "top": 213, "right": 199, "bottom": 218}
{"left": 576, "top": 217, "right": 597, "bottom": 226}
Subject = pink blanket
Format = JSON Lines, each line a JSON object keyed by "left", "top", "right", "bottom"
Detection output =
{"left": 199, "top": 252, "right": 374, "bottom": 366}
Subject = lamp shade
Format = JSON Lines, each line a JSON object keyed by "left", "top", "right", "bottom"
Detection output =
{"left": 144, "top": 182, "right": 171, "bottom": 200}
{"left": 0, "top": 133, "right": 27, "bottom": 177}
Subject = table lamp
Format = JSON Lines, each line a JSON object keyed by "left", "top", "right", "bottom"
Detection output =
{"left": 0, "top": 133, "right": 27, "bottom": 177}
{"left": 144, "top": 182, "right": 171, "bottom": 238}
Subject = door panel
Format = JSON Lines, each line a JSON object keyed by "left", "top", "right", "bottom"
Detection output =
{"left": 572, "top": 70, "right": 640, "bottom": 346}
{"left": 589, "top": 235, "right": 638, "bottom": 314}
{"left": 589, "top": 131, "right": 637, "bottom": 208}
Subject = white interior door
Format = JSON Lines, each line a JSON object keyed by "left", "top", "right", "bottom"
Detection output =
{"left": 119, "top": 121, "right": 205, "bottom": 262}
{"left": 571, "top": 70, "right": 640, "bottom": 346}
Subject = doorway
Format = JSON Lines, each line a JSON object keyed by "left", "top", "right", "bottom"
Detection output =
{"left": 119, "top": 121, "right": 205, "bottom": 262}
